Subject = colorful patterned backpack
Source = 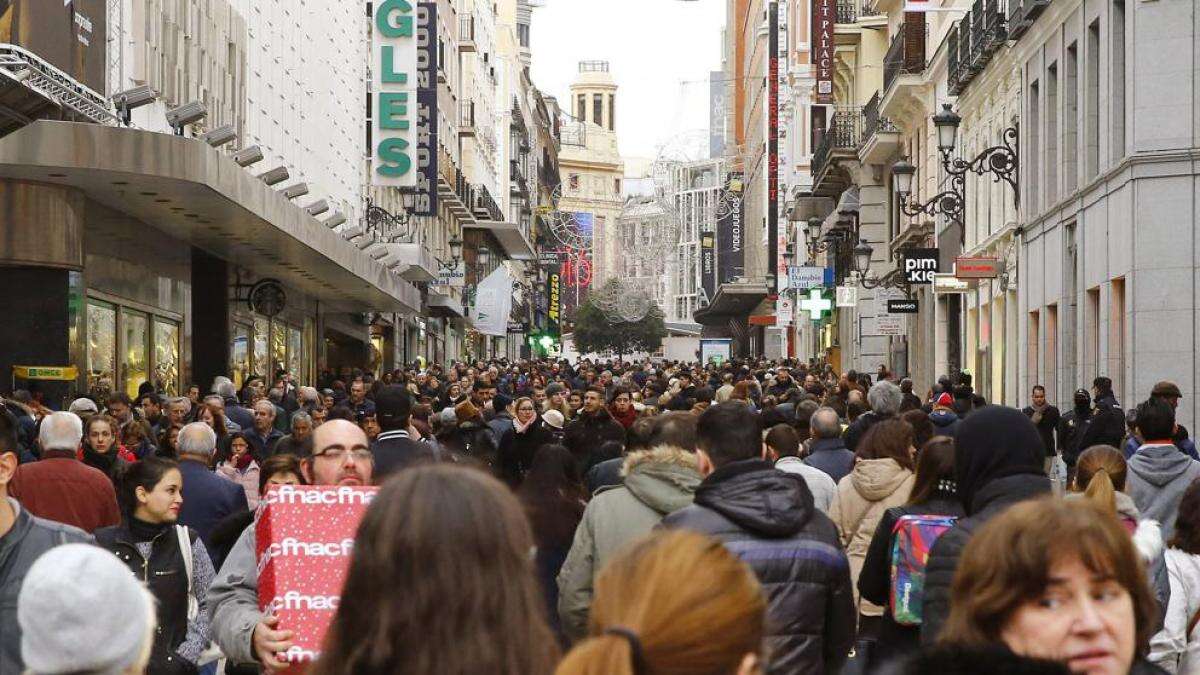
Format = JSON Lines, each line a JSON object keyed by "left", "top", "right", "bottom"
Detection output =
{"left": 890, "top": 513, "right": 958, "bottom": 626}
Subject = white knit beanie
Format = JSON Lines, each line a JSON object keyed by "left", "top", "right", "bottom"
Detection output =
{"left": 18, "top": 544, "right": 155, "bottom": 675}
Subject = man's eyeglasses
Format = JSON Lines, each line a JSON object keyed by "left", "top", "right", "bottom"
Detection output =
{"left": 314, "top": 447, "right": 373, "bottom": 463}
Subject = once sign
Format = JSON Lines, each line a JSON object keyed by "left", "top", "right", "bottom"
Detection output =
{"left": 902, "top": 248, "right": 939, "bottom": 284}
{"left": 955, "top": 256, "right": 1002, "bottom": 279}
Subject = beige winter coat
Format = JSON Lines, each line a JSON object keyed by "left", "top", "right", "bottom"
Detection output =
{"left": 828, "top": 457, "right": 914, "bottom": 617}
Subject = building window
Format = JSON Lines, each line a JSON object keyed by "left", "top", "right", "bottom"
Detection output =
{"left": 1112, "top": 0, "right": 1126, "bottom": 163}
{"left": 517, "top": 22, "right": 530, "bottom": 48}
{"left": 593, "top": 93, "right": 603, "bottom": 128}
{"left": 119, "top": 311, "right": 148, "bottom": 400}
{"left": 1085, "top": 20, "right": 1101, "bottom": 180}
{"left": 1028, "top": 80, "right": 1040, "bottom": 214}
{"left": 614, "top": 178, "right": 621, "bottom": 194}
{"left": 1046, "top": 304, "right": 1059, "bottom": 402}
{"left": 1065, "top": 42, "right": 1079, "bottom": 194}
{"left": 1111, "top": 277, "right": 1125, "bottom": 398}
{"left": 576, "top": 94, "right": 586, "bottom": 122}
{"left": 86, "top": 302, "right": 117, "bottom": 396}
{"left": 153, "top": 320, "right": 180, "bottom": 396}
{"left": 608, "top": 93, "right": 615, "bottom": 131}
{"left": 1086, "top": 286, "right": 1100, "bottom": 379}
{"left": 1028, "top": 309, "right": 1041, "bottom": 391}
{"left": 1046, "top": 64, "right": 1058, "bottom": 206}
{"left": 231, "top": 323, "right": 251, "bottom": 389}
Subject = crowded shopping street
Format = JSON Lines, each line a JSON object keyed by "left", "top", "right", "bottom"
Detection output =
{"left": 2, "top": 0, "right": 1200, "bottom": 673}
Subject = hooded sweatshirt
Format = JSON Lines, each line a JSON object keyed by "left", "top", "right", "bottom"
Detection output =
{"left": 829, "top": 458, "right": 915, "bottom": 615}
{"left": 1127, "top": 444, "right": 1200, "bottom": 541}
{"left": 929, "top": 409, "right": 961, "bottom": 437}
{"left": 1150, "top": 548, "right": 1200, "bottom": 673}
{"left": 556, "top": 446, "right": 700, "bottom": 641}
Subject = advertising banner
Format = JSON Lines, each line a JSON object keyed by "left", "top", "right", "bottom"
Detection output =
{"left": 902, "top": 247, "right": 939, "bottom": 284}
{"left": 470, "top": 267, "right": 514, "bottom": 337}
{"left": 717, "top": 172, "right": 745, "bottom": 284}
{"left": 812, "top": 0, "right": 836, "bottom": 104}
{"left": 412, "top": 2, "right": 439, "bottom": 214}
{"left": 371, "top": 0, "right": 418, "bottom": 187}
{"left": 700, "top": 230, "right": 716, "bottom": 305}
{"left": 709, "top": 71, "right": 725, "bottom": 158}
{"left": 0, "top": 1, "right": 106, "bottom": 93}
{"left": 887, "top": 299, "right": 919, "bottom": 313}
{"left": 256, "top": 485, "right": 378, "bottom": 666}
{"left": 700, "top": 338, "right": 733, "bottom": 366}
{"left": 571, "top": 211, "right": 594, "bottom": 237}
{"left": 547, "top": 273, "right": 562, "bottom": 338}
{"left": 431, "top": 260, "right": 464, "bottom": 288}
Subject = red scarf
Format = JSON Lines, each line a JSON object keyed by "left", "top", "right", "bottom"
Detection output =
{"left": 609, "top": 404, "right": 637, "bottom": 429}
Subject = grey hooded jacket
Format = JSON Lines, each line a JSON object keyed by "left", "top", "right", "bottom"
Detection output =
{"left": 1127, "top": 443, "right": 1200, "bottom": 541}
{"left": 557, "top": 446, "right": 701, "bottom": 641}
{"left": 206, "top": 524, "right": 261, "bottom": 666}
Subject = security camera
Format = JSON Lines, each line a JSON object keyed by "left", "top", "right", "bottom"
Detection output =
{"left": 233, "top": 146, "right": 264, "bottom": 167}
{"left": 202, "top": 124, "right": 237, "bottom": 147}
{"left": 305, "top": 199, "right": 329, "bottom": 216}
{"left": 165, "top": 101, "right": 207, "bottom": 134}
{"left": 325, "top": 212, "right": 348, "bottom": 229}
{"left": 281, "top": 183, "right": 309, "bottom": 199}
{"left": 258, "top": 166, "right": 289, "bottom": 186}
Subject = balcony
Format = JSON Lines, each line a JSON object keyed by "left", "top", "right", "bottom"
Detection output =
{"left": 459, "top": 15, "right": 476, "bottom": 52}
{"left": 836, "top": 0, "right": 858, "bottom": 24}
{"left": 510, "top": 158, "right": 530, "bottom": 197}
{"left": 458, "top": 101, "right": 475, "bottom": 136}
{"left": 883, "top": 21, "right": 926, "bottom": 96}
{"left": 948, "top": 0, "right": 1005, "bottom": 95}
{"left": 858, "top": 91, "right": 902, "bottom": 164}
{"left": 811, "top": 105, "right": 862, "bottom": 198}
{"left": 1008, "top": 0, "right": 1049, "bottom": 39}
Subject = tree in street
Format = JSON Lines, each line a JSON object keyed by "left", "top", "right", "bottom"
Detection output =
{"left": 572, "top": 290, "right": 667, "bottom": 359}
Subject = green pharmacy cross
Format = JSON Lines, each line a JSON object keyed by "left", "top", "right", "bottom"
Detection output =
{"left": 799, "top": 288, "right": 833, "bottom": 321}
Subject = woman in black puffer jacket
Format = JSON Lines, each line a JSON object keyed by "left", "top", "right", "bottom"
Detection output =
{"left": 497, "top": 396, "right": 551, "bottom": 488}
{"left": 96, "top": 457, "right": 215, "bottom": 675}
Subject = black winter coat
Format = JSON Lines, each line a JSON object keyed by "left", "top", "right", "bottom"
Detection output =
{"left": 448, "top": 420, "right": 498, "bottom": 465}
{"left": 497, "top": 417, "right": 552, "bottom": 487}
{"left": 562, "top": 408, "right": 626, "bottom": 474}
{"left": 885, "top": 643, "right": 1169, "bottom": 675}
{"left": 920, "top": 473, "right": 1052, "bottom": 645}
{"left": 662, "top": 460, "right": 857, "bottom": 675}
{"left": 857, "top": 494, "right": 965, "bottom": 665}
{"left": 845, "top": 411, "right": 892, "bottom": 452}
{"left": 95, "top": 521, "right": 200, "bottom": 675}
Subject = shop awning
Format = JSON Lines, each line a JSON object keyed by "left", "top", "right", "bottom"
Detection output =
{"left": 0, "top": 120, "right": 422, "bottom": 313}
{"left": 463, "top": 219, "right": 536, "bottom": 260}
{"left": 665, "top": 322, "right": 703, "bottom": 336}
{"left": 426, "top": 289, "right": 465, "bottom": 318}
{"left": 693, "top": 282, "right": 770, "bottom": 326}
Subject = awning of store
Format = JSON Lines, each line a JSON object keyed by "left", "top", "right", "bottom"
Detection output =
{"left": 0, "top": 120, "right": 421, "bottom": 313}
{"left": 693, "top": 282, "right": 770, "bottom": 326}
{"left": 821, "top": 185, "right": 861, "bottom": 238}
{"left": 426, "top": 289, "right": 465, "bottom": 318}
{"left": 463, "top": 219, "right": 536, "bottom": 260}
{"left": 664, "top": 322, "right": 702, "bottom": 336}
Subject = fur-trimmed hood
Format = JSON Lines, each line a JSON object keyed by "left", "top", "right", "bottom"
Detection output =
{"left": 621, "top": 444, "right": 699, "bottom": 475}
{"left": 619, "top": 445, "right": 701, "bottom": 516}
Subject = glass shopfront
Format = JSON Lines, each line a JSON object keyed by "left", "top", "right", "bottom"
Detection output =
{"left": 86, "top": 297, "right": 181, "bottom": 398}
{"left": 231, "top": 314, "right": 313, "bottom": 387}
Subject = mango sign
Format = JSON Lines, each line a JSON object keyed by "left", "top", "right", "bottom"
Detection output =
{"left": 371, "top": 0, "right": 418, "bottom": 187}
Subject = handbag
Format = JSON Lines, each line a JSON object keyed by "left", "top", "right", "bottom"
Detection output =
{"left": 842, "top": 601, "right": 877, "bottom": 675}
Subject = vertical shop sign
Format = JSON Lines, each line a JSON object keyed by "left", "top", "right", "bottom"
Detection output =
{"left": 717, "top": 172, "right": 745, "bottom": 284}
{"left": 812, "top": 0, "right": 836, "bottom": 104}
{"left": 767, "top": 1, "right": 780, "bottom": 286}
{"left": 371, "top": 0, "right": 418, "bottom": 187}
{"left": 413, "top": 2, "right": 439, "bottom": 213}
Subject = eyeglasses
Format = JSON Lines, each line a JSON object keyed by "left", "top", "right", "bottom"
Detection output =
{"left": 314, "top": 447, "right": 373, "bottom": 463}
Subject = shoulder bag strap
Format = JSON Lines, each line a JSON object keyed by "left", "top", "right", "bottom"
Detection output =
{"left": 176, "top": 525, "right": 198, "bottom": 620}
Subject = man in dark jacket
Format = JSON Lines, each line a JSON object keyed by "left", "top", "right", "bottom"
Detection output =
{"left": 843, "top": 380, "right": 903, "bottom": 451}
{"left": 175, "top": 422, "right": 248, "bottom": 565}
{"left": 1022, "top": 384, "right": 1061, "bottom": 469}
{"left": 928, "top": 393, "right": 961, "bottom": 438}
{"left": 215, "top": 378, "right": 254, "bottom": 431}
{"left": 1057, "top": 389, "right": 1093, "bottom": 472}
{"left": 663, "top": 403, "right": 856, "bottom": 675}
{"left": 371, "top": 385, "right": 437, "bottom": 479}
{"left": 665, "top": 372, "right": 698, "bottom": 411}
{"left": 563, "top": 387, "right": 626, "bottom": 473}
{"left": 921, "top": 406, "right": 1052, "bottom": 644}
{"left": 804, "top": 406, "right": 856, "bottom": 483}
{"left": 1076, "top": 377, "right": 1126, "bottom": 454}
{"left": 0, "top": 408, "right": 92, "bottom": 674}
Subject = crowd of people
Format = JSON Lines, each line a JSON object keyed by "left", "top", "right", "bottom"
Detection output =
{"left": 1, "top": 356, "right": 1199, "bottom": 674}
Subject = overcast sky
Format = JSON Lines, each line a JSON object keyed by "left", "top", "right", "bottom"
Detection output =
{"left": 529, "top": 0, "right": 726, "bottom": 167}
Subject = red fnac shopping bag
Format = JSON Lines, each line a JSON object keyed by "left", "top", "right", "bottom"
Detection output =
{"left": 255, "top": 485, "right": 378, "bottom": 670}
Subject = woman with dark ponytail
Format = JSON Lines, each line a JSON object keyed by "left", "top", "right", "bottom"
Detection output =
{"left": 96, "top": 457, "right": 215, "bottom": 675}
{"left": 555, "top": 530, "right": 765, "bottom": 675}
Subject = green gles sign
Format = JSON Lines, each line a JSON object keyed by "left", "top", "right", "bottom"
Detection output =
{"left": 371, "top": 0, "right": 418, "bottom": 187}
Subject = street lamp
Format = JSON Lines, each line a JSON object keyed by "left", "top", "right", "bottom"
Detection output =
{"left": 853, "top": 240, "right": 873, "bottom": 274}
{"left": 933, "top": 104, "right": 961, "bottom": 153}
{"left": 806, "top": 216, "right": 822, "bottom": 245}
{"left": 891, "top": 158, "right": 916, "bottom": 198}
{"left": 477, "top": 246, "right": 492, "bottom": 267}
{"left": 449, "top": 236, "right": 463, "bottom": 261}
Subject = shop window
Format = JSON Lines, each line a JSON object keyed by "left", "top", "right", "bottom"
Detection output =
{"left": 153, "top": 320, "right": 180, "bottom": 396}
{"left": 1028, "top": 309, "right": 1040, "bottom": 391}
{"left": 271, "top": 320, "right": 288, "bottom": 380}
{"left": 231, "top": 323, "right": 250, "bottom": 389}
{"left": 87, "top": 302, "right": 117, "bottom": 396}
{"left": 120, "top": 311, "right": 148, "bottom": 400}
{"left": 288, "top": 326, "right": 303, "bottom": 384}
{"left": 253, "top": 316, "right": 270, "bottom": 381}
{"left": 1111, "top": 278, "right": 1125, "bottom": 398}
